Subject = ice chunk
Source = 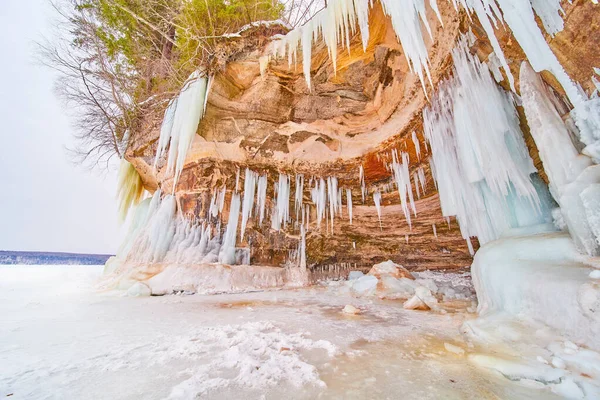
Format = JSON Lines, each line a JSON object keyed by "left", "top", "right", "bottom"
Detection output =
{"left": 348, "top": 271, "right": 364, "bottom": 280}
{"left": 351, "top": 275, "right": 378, "bottom": 297}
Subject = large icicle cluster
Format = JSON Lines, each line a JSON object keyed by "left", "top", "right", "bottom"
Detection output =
{"left": 271, "top": 0, "right": 444, "bottom": 91}
{"left": 153, "top": 71, "right": 212, "bottom": 191}
{"left": 423, "top": 35, "right": 553, "bottom": 249}
{"left": 389, "top": 150, "right": 417, "bottom": 228}
{"left": 112, "top": 191, "right": 224, "bottom": 268}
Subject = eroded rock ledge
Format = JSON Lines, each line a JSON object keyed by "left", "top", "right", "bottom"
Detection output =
{"left": 123, "top": 0, "right": 600, "bottom": 277}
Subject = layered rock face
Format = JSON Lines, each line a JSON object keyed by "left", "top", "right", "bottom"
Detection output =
{"left": 122, "top": 0, "right": 600, "bottom": 281}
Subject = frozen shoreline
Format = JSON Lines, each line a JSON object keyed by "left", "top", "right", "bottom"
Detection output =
{"left": 1, "top": 264, "right": 576, "bottom": 400}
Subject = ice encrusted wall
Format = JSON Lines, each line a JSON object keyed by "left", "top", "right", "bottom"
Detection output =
{"left": 110, "top": 0, "right": 600, "bottom": 343}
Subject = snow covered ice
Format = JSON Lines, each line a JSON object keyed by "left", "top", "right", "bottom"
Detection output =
{"left": 2, "top": 264, "right": 584, "bottom": 400}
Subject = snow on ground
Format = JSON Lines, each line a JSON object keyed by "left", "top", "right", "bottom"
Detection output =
{"left": 0, "top": 265, "right": 570, "bottom": 399}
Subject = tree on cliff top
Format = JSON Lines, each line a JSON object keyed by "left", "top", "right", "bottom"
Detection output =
{"left": 41, "top": 0, "right": 294, "bottom": 168}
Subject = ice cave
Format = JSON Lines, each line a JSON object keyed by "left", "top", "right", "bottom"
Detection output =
{"left": 3, "top": 0, "right": 600, "bottom": 399}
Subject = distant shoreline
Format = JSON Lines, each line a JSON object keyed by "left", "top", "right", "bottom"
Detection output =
{"left": 0, "top": 250, "right": 113, "bottom": 266}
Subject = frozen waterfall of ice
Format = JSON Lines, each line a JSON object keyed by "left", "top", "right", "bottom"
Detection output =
{"left": 423, "top": 35, "right": 554, "bottom": 248}
{"left": 153, "top": 71, "right": 212, "bottom": 192}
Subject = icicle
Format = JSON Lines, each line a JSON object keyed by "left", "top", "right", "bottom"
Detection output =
{"left": 209, "top": 189, "right": 219, "bottom": 218}
{"left": 389, "top": 149, "right": 415, "bottom": 228}
{"left": 412, "top": 131, "right": 421, "bottom": 161}
{"left": 273, "top": 173, "right": 290, "bottom": 230}
{"left": 311, "top": 178, "right": 327, "bottom": 228}
{"left": 346, "top": 188, "right": 353, "bottom": 225}
{"left": 327, "top": 177, "right": 339, "bottom": 232}
{"left": 295, "top": 174, "right": 304, "bottom": 221}
{"left": 418, "top": 167, "right": 427, "bottom": 194}
{"left": 433, "top": 223, "right": 437, "bottom": 238}
{"left": 217, "top": 187, "right": 226, "bottom": 213}
{"left": 405, "top": 234, "right": 409, "bottom": 244}
{"left": 256, "top": 174, "right": 268, "bottom": 225}
{"left": 359, "top": 165, "right": 366, "bottom": 203}
{"left": 299, "top": 225, "right": 307, "bottom": 269}
{"left": 413, "top": 172, "right": 421, "bottom": 199}
{"left": 235, "top": 167, "right": 241, "bottom": 192}
{"left": 241, "top": 168, "right": 258, "bottom": 239}
{"left": 258, "top": 56, "right": 270, "bottom": 79}
{"left": 219, "top": 193, "right": 241, "bottom": 265}
{"left": 373, "top": 190, "right": 383, "bottom": 230}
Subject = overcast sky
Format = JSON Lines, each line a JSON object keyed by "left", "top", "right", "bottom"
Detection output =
{"left": 0, "top": 0, "right": 123, "bottom": 254}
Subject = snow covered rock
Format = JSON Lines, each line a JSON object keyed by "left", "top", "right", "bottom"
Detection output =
{"left": 342, "top": 305, "right": 361, "bottom": 315}
{"left": 367, "top": 260, "right": 414, "bottom": 280}
{"left": 127, "top": 282, "right": 152, "bottom": 297}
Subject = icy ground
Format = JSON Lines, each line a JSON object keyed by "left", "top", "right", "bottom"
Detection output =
{"left": 0, "top": 265, "right": 567, "bottom": 400}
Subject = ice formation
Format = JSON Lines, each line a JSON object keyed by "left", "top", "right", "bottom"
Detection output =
{"left": 271, "top": 0, "right": 445, "bottom": 92}
{"left": 423, "top": 35, "right": 553, "bottom": 248}
{"left": 116, "top": 159, "right": 145, "bottom": 222}
{"left": 359, "top": 165, "right": 366, "bottom": 203}
{"left": 373, "top": 190, "right": 382, "bottom": 229}
{"left": 154, "top": 71, "right": 212, "bottom": 191}
{"left": 390, "top": 150, "right": 416, "bottom": 228}
{"left": 411, "top": 131, "right": 421, "bottom": 161}
{"left": 272, "top": 173, "right": 291, "bottom": 231}
{"left": 241, "top": 168, "right": 258, "bottom": 239}
{"left": 520, "top": 62, "right": 600, "bottom": 256}
{"left": 219, "top": 193, "right": 241, "bottom": 265}
{"left": 346, "top": 189, "right": 353, "bottom": 225}
{"left": 256, "top": 174, "right": 268, "bottom": 225}
{"left": 311, "top": 178, "right": 327, "bottom": 228}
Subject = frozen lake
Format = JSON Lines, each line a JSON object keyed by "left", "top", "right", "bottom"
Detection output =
{"left": 0, "top": 265, "right": 560, "bottom": 399}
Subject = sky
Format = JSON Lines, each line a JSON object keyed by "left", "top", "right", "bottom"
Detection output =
{"left": 0, "top": 0, "right": 123, "bottom": 254}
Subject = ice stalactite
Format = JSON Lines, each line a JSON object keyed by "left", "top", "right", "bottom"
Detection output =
{"left": 241, "top": 168, "right": 258, "bottom": 239}
{"left": 271, "top": 0, "right": 444, "bottom": 92}
{"left": 373, "top": 190, "right": 382, "bottom": 230}
{"left": 433, "top": 224, "right": 437, "bottom": 238}
{"left": 295, "top": 174, "right": 304, "bottom": 221}
{"left": 412, "top": 131, "right": 421, "bottom": 161}
{"left": 311, "top": 178, "right": 327, "bottom": 228}
{"left": 154, "top": 71, "right": 212, "bottom": 191}
{"left": 209, "top": 189, "right": 219, "bottom": 218}
{"left": 271, "top": 0, "right": 371, "bottom": 89}
{"left": 256, "top": 174, "right": 268, "bottom": 225}
{"left": 219, "top": 193, "right": 241, "bottom": 265}
{"left": 235, "top": 168, "right": 241, "bottom": 192}
{"left": 520, "top": 62, "right": 600, "bottom": 256}
{"left": 327, "top": 177, "right": 340, "bottom": 232}
{"left": 413, "top": 172, "right": 421, "bottom": 199}
{"left": 456, "top": 0, "right": 600, "bottom": 160}
{"left": 390, "top": 149, "right": 416, "bottom": 228}
{"left": 418, "top": 167, "right": 426, "bottom": 195}
{"left": 116, "top": 159, "right": 145, "bottom": 222}
{"left": 110, "top": 191, "right": 223, "bottom": 270}
{"left": 272, "top": 173, "right": 290, "bottom": 231}
{"left": 423, "top": 36, "right": 553, "bottom": 249}
{"left": 346, "top": 188, "right": 353, "bottom": 225}
{"left": 359, "top": 165, "right": 366, "bottom": 203}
